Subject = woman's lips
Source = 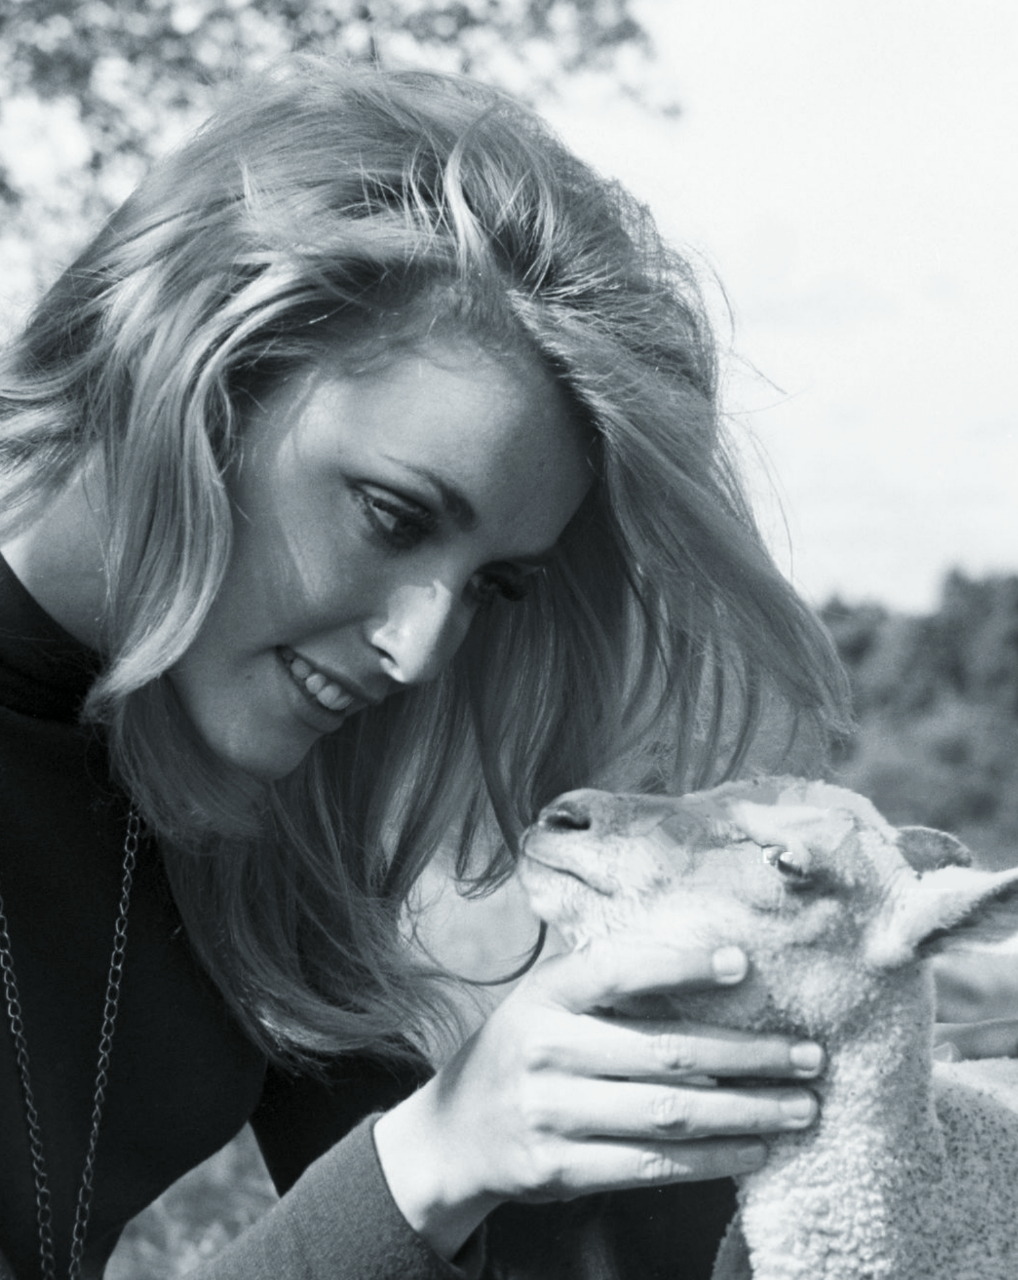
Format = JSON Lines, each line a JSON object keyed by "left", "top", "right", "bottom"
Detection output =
{"left": 278, "top": 647, "right": 358, "bottom": 715}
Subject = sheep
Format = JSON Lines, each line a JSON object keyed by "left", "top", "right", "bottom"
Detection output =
{"left": 518, "top": 776, "right": 1018, "bottom": 1280}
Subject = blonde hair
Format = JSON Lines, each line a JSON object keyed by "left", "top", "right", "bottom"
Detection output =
{"left": 0, "top": 60, "right": 849, "bottom": 1064}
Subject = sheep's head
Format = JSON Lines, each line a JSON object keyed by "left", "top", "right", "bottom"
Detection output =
{"left": 519, "top": 777, "right": 1018, "bottom": 1039}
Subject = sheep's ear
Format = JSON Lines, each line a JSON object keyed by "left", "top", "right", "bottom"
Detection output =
{"left": 868, "top": 864, "right": 1018, "bottom": 969}
{"left": 897, "top": 826, "right": 973, "bottom": 872}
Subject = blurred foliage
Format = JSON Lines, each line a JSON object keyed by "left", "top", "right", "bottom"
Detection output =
{"left": 106, "top": 1126, "right": 276, "bottom": 1279}
{"left": 0, "top": 0, "right": 665, "bottom": 314}
{"left": 823, "top": 571, "right": 1018, "bottom": 868}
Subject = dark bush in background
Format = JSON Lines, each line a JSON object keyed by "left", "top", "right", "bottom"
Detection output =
{"left": 824, "top": 572, "right": 1018, "bottom": 869}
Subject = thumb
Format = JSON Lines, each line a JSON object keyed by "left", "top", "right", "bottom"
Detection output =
{"left": 528, "top": 936, "right": 748, "bottom": 1014}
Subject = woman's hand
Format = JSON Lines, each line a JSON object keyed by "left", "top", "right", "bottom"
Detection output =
{"left": 373, "top": 938, "right": 822, "bottom": 1260}
{"left": 934, "top": 949, "right": 1018, "bottom": 1060}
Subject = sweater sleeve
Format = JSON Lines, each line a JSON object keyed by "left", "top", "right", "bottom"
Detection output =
{"left": 182, "top": 1114, "right": 483, "bottom": 1280}
{"left": 185, "top": 1051, "right": 481, "bottom": 1278}
{"left": 188, "top": 1053, "right": 735, "bottom": 1280}
{"left": 184, "top": 1115, "right": 734, "bottom": 1280}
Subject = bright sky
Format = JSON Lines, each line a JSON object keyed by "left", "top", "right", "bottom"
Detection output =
{"left": 544, "top": 0, "right": 1018, "bottom": 611}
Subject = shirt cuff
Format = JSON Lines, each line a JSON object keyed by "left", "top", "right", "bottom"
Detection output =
{"left": 289, "top": 1113, "right": 487, "bottom": 1280}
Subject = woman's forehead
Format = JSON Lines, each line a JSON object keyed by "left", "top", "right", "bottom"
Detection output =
{"left": 247, "top": 333, "right": 593, "bottom": 554}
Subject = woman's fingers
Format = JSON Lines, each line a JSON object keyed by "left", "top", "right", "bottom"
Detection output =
{"left": 528, "top": 937, "right": 751, "bottom": 1014}
{"left": 375, "top": 933, "right": 825, "bottom": 1254}
{"left": 530, "top": 1012, "right": 824, "bottom": 1082}
{"left": 529, "top": 1076, "right": 818, "bottom": 1142}
{"left": 514, "top": 1135, "right": 769, "bottom": 1202}
{"left": 934, "top": 951, "right": 1018, "bottom": 1023}
{"left": 522, "top": 938, "right": 824, "bottom": 1081}
{"left": 936, "top": 1019, "right": 1018, "bottom": 1060}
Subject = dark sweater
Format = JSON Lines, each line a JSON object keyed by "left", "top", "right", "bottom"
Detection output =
{"left": 0, "top": 557, "right": 734, "bottom": 1279}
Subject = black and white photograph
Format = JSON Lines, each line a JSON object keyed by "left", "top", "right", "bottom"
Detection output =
{"left": 0, "top": 2, "right": 1016, "bottom": 1277}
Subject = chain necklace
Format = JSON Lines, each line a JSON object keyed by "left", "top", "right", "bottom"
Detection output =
{"left": 0, "top": 807, "right": 139, "bottom": 1280}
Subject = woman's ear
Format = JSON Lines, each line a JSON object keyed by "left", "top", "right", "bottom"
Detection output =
{"left": 867, "top": 863, "right": 1018, "bottom": 969}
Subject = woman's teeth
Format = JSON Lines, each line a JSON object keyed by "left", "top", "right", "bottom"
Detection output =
{"left": 284, "top": 652, "right": 354, "bottom": 713}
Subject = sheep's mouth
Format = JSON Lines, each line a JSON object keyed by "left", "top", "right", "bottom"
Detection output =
{"left": 519, "top": 835, "right": 614, "bottom": 897}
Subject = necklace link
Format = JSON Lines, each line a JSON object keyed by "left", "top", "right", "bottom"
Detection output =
{"left": 0, "top": 805, "right": 140, "bottom": 1280}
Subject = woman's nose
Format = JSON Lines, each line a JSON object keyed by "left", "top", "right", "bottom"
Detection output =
{"left": 367, "top": 581, "right": 471, "bottom": 686}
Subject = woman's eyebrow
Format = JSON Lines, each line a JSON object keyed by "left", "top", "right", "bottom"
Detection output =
{"left": 382, "top": 458, "right": 478, "bottom": 531}
{"left": 382, "top": 458, "right": 562, "bottom": 564}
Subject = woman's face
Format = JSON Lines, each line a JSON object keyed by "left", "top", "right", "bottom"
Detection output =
{"left": 167, "top": 336, "right": 591, "bottom": 779}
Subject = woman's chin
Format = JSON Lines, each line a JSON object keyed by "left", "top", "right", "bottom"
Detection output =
{"left": 237, "top": 738, "right": 318, "bottom": 782}
{"left": 194, "top": 718, "right": 320, "bottom": 783}
{"left": 239, "top": 756, "right": 306, "bottom": 783}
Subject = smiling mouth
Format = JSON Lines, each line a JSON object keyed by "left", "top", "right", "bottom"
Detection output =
{"left": 278, "top": 647, "right": 360, "bottom": 715}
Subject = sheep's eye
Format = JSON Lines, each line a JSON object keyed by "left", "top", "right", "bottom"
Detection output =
{"left": 763, "top": 845, "right": 812, "bottom": 882}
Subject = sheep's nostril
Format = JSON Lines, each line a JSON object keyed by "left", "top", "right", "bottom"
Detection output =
{"left": 538, "top": 799, "right": 592, "bottom": 832}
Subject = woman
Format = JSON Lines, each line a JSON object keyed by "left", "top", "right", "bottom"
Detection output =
{"left": 0, "top": 59, "right": 846, "bottom": 1279}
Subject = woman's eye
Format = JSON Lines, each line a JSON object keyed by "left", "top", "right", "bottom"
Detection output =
{"left": 358, "top": 490, "right": 436, "bottom": 550}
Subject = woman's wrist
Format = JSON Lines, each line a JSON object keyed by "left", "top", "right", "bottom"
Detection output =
{"left": 372, "top": 1080, "right": 503, "bottom": 1260}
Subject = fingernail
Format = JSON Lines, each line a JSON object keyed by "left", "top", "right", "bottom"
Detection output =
{"left": 737, "top": 1141, "right": 767, "bottom": 1170}
{"left": 780, "top": 1093, "right": 817, "bottom": 1125}
{"left": 712, "top": 946, "right": 748, "bottom": 984}
{"left": 790, "top": 1042, "right": 824, "bottom": 1075}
